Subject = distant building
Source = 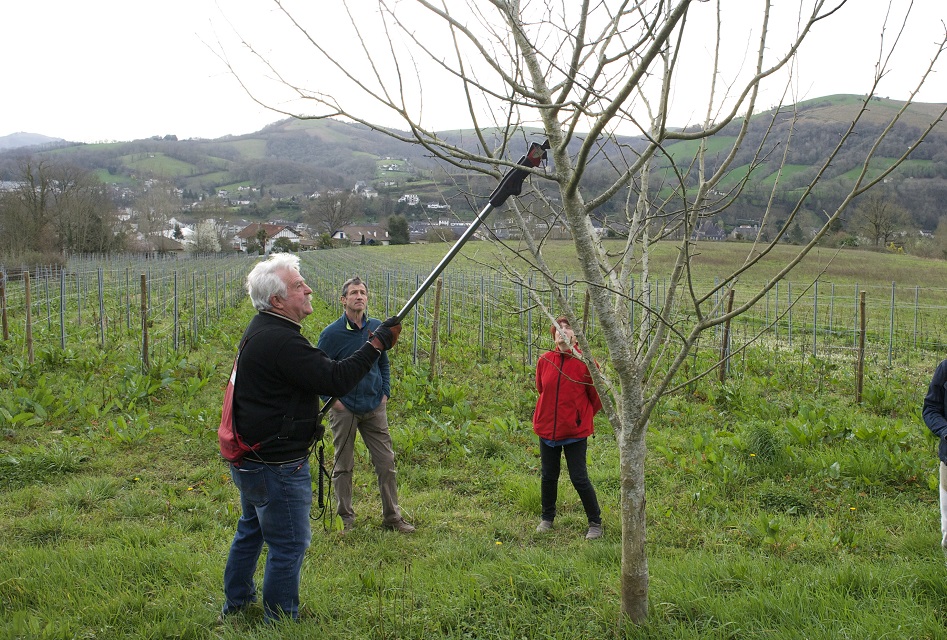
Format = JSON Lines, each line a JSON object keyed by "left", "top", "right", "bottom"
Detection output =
{"left": 730, "top": 224, "right": 760, "bottom": 240}
{"left": 234, "top": 223, "right": 301, "bottom": 252}
{"left": 692, "top": 220, "right": 726, "bottom": 241}
{"left": 332, "top": 224, "right": 389, "bottom": 246}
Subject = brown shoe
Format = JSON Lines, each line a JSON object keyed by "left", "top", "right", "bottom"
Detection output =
{"left": 383, "top": 518, "right": 416, "bottom": 533}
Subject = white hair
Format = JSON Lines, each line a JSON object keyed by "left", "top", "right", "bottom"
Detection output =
{"left": 246, "top": 253, "right": 302, "bottom": 311}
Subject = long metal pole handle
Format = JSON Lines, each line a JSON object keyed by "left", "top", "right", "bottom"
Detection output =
{"left": 393, "top": 200, "right": 496, "bottom": 321}
{"left": 393, "top": 140, "right": 549, "bottom": 322}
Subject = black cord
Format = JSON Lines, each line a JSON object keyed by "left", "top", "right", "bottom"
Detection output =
{"left": 311, "top": 386, "right": 363, "bottom": 532}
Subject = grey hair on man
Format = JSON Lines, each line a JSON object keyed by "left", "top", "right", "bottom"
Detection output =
{"left": 246, "top": 253, "right": 302, "bottom": 311}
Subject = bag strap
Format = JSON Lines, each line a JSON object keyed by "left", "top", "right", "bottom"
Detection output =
{"left": 229, "top": 326, "right": 273, "bottom": 433}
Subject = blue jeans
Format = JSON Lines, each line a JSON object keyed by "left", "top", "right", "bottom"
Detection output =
{"left": 223, "top": 458, "right": 312, "bottom": 622}
{"left": 539, "top": 438, "right": 601, "bottom": 525}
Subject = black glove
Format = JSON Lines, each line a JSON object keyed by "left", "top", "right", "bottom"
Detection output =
{"left": 369, "top": 316, "right": 402, "bottom": 351}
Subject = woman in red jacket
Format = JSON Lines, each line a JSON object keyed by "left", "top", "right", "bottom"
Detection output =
{"left": 532, "top": 315, "right": 603, "bottom": 540}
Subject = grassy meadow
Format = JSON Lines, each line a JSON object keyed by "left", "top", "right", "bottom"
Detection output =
{"left": 2, "top": 242, "right": 947, "bottom": 639}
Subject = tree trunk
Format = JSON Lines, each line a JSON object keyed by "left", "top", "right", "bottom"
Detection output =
{"left": 619, "top": 382, "right": 649, "bottom": 623}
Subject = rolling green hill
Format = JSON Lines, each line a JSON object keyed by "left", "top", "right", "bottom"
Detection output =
{"left": 1, "top": 95, "right": 945, "bottom": 229}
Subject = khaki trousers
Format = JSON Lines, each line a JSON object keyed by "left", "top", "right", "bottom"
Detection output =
{"left": 329, "top": 402, "right": 402, "bottom": 526}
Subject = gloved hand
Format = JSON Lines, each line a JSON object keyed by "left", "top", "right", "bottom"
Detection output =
{"left": 369, "top": 316, "right": 402, "bottom": 351}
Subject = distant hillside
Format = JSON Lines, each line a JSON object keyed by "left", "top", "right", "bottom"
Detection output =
{"left": 0, "top": 132, "right": 66, "bottom": 151}
{"left": 1, "top": 95, "right": 944, "bottom": 228}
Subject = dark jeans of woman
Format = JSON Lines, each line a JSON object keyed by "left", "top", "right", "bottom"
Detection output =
{"left": 539, "top": 438, "right": 601, "bottom": 524}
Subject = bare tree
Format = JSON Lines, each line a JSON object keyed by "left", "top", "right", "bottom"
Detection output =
{"left": 0, "top": 159, "right": 56, "bottom": 255}
{"left": 0, "top": 159, "right": 117, "bottom": 256}
{"left": 306, "top": 189, "right": 359, "bottom": 235}
{"left": 47, "top": 163, "right": 117, "bottom": 254}
{"left": 134, "top": 182, "right": 181, "bottom": 247}
{"left": 854, "top": 192, "right": 908, "bottom": 247}
{"left": 218, "top": 0, "right": 947, "bottom": 623}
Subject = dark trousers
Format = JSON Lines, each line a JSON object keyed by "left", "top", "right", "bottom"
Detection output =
{"left": 539, "top": 438, "right": 601, "bottom": 525}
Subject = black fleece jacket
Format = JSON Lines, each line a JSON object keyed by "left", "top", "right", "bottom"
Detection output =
{"left": 233, "top": 311, "right": 380, "bottom": 463}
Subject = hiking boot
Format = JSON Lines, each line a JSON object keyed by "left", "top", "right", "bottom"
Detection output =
{"left": 585, "top": 523, "right": 603, "bottom": 540}
{"left": 535, "top": 519, "right": 554, "bottom": 533}
{"left": 383, "top": 518, "right": 416, "bottom": 533}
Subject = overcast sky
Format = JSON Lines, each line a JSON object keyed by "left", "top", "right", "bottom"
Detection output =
{"left": 3, "top": 0, "right": 945, "bottom": 144}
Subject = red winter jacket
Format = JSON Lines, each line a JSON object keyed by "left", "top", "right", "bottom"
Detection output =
{"left": 532, "top": 348, "right": 602, "bottom": 441}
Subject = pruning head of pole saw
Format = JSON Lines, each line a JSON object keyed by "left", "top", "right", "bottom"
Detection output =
{"left": 488, "top": 139, "right": 550, "bottom": 208}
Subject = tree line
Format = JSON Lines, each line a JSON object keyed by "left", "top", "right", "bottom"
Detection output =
{"left": 0, "top": 160, "right": 122, "bottom": 264}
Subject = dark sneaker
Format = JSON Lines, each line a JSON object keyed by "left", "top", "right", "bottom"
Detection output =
{"left": 585, "top": 523, "right": 603, "bottom": 540}
{"left": 535, "top": 519, "right": 554, "bottom": 533}
{"left": 383, "top": 518, "right": 416, "bottom": 533}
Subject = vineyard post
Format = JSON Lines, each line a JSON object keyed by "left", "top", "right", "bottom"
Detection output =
{"left": 718, "top": 289, "right": 735, "bottom": 383}
{"left": 98, "top": 267, "right": 106, "bottom": 348}
{"left": 141, "top": 274, "right": 149, "bottom": 371}
{"left": 76, "top": 266, "right": 82, "bottom": 326}
{"left": 582, "top": 288, "right": 591, "bottom": 335}
{"left": 45, "top": 271, "right": 51, "bottom": 331}
{"left": 856, "top": 291, "right": 867, "bottom": 403}
{"left": 787, "top": 281, "right": 793, "bottom": 348}
{"left": 410, "top": 273, "right": 420, "bottom": 365}
{"left": 126, "top": 268, "right": 131, "bottom": 330}
{"left": 812, "top": 280, "right": 818, "bottom": 357}
{"left": 517, "top": 283, "right": 525, "bottom": 367}
{"left": 853, "top": 284, "right": 859, "bottom": 350}
{"left": 429, "top": 277, "right": 442, "bottom": 381}
{"left": 191, "top": 272, "right": 198, "bottom": 350}
{"left": 447, "top": 274, "right": 453, "bottom": 337}
{"left": 774, "top": 281, "right": 779, "bottom": 341}
{"left": 173, "top": 271, "right": 179, "bottom": 352}
{"left": 527, "top": 275, "right": 533, "bottom": 365}
{"left": 25, "top": 271, "right": 34, "bottom": 364}
{"left": 59, "top": 269, "right": 66, "bottom": 349}
{"left": 829, "top": 283, "right": 835, "bottom": 337}
{"left": 479, "top": 275, "right": 486, "bottom": 359}
{"left": 0, "top": 277, "right": 6, "bottom": 341}
{"left": 888, "top": 281, "right": 895, "bottom": 367}
{"left": 914, "top": 285, "right": 919, "bottom": 350}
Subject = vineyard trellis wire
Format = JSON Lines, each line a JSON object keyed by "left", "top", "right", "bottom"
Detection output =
{"left": 3, "top": 249, "right": 947, "bottom": 383}
{"left": 296, "top": 249, "right": 947, "bottom": 379}
{"left": 0, "top": 253, "right": 257, "bottom": 366}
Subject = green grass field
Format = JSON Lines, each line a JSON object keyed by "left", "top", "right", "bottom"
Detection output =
{"left": 2, "top": 245, "right": 947, "bottom": 638}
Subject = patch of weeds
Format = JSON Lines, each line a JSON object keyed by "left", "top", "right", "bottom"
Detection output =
{"left": 60, "top": 476, "right": 122, "bottom": 511}
{"left": 106, "top": 413, "right": 167, "bottom": 444}
{"left": 756, "top": 484, "right": 812, "bottom": 516}
{"left": 14, "top": 509, "right": 80, "bottom": 545}
{"left": 0, "top": 442, "right": 87, "bottom": 490}
{"left": 744, "top": 421, "right": 782, "bottom": 463}
{"left": 746, "top": 513, "right": 786, "bottom": 551}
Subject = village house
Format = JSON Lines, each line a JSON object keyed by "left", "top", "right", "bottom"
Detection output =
{"left": 332, "top": 224, "right": 389, "bottom": 246}
{"left": 730, "top": 224, "right": 760, "bottom": 240}
{"left": 233, "top": 223, "right": 302, "bottom": 252}
{"left": 692, "top": 220, "right": 726, "bottom": 241}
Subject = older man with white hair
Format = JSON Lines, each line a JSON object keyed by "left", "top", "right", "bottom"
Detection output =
{"left": 221, "top": 253, "right": 401, "bottom": 623}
